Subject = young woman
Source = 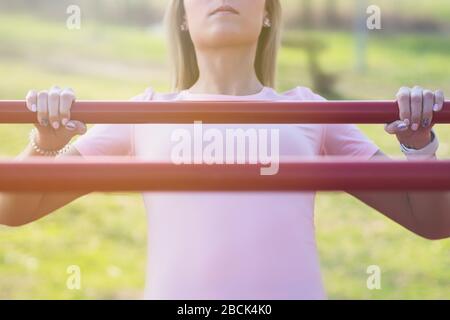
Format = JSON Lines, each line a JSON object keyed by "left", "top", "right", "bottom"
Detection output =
{"left": 1, "top": 0, "right": 448, "bottom": 299}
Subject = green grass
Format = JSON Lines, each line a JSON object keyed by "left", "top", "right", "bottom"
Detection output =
{"left": 0, "top": 13, "right": 449, "bottom": 299}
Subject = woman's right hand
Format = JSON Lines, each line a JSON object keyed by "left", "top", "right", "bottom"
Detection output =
{"left": 25, "top": 86, "right": 87, "bottom": 150}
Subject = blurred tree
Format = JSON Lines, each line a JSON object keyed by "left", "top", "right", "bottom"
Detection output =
{"left": 283, "top": 34, "right": 340, "bottom": 98}
{"left": 324, "top": 0, "right": 339, "bottom": 27}
{"left": 300, "top": 0, "right": 314, "bottom": 28}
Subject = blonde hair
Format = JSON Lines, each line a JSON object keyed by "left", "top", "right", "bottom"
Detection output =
{"left": 164, "top": 0, "right": 283, "bottom": 92}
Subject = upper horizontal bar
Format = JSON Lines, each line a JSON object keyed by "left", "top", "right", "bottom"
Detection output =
{"left": 0, "top": 100, "right": 449, "bottom": 124}
{"left": 0, "top": 158, "right": 449, "bottom": 192}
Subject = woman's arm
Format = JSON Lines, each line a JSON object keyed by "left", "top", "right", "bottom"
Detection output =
{"left": 0, "top": 86, "right": 88, "bottom": 227}
{"left": 348, "top": 149, "right": 450, "bottom": 240}
{"left": 347, "top": 86, "right": 449, "bottom": 240}
{"left": 0, "top": 144, "right": 89, "bottom": 227}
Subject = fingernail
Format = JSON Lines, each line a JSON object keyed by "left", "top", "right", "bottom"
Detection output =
{"left": 31, "top": 104, "right": 37, "bottom": 112}
{"left": 421, "top": 118, "right": 430, "bottom": 128}
{"left": 61, "top": 118, "right": 68, "bottom": 126}
{"left": 433, "top": 104, "right": 440, "bottom": 112}
{"left": 65, "top": 121, "right": 76, "bottom": 130}
{"left": 52, "top": 121, "right": 60, "bottom": 129}
{"left": 411, "top": 123, "right": 419, "bottom": 131}
{"left": 397, "top": 123, "right": 408, "bottom": 130}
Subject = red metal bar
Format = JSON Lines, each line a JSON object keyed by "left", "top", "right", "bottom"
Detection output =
{"left": 0, "top": 100, "right": 449, "bottom": 124}
{"left": 0, "top": 157, "right": 448, "bottom": 192}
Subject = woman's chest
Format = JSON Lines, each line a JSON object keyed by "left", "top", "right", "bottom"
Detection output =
{"left": 134, "top": 124, "right": 322, "bottom": 161}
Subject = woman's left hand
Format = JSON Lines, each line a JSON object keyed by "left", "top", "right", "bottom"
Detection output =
{"left": 384, "top": 86, "right": 445, "bottom": 149}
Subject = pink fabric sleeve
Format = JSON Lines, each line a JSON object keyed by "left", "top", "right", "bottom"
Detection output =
{"left": 320, "top": 123, "right": 380, "bottom": 158}
{"left": 72, "top": 123, "right": 134, "bottom": 157}
{"left": 297, "top": 87, "right": 380, "bottom": 159}
{"left": 71, "top": 89, "right": 154, "bottom": 157}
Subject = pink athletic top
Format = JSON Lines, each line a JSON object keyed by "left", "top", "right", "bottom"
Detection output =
{"left": 72, "top": 86, "right": 379, "bottom": 299}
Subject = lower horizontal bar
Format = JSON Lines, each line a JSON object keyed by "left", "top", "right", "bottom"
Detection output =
{"left": 0, "top": 158, "right": 449, "bottom": 192}
{"left": 1, "top": 100, "right": 449, "bottom": 124}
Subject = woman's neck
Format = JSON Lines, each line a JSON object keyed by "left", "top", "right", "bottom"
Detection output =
{"left": 189, "top": 44, "right": 264, "bottom": 96}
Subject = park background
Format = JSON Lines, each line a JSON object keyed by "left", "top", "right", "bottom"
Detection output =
{"left": 0, "top": 0, "right": 449, "bottom": 299}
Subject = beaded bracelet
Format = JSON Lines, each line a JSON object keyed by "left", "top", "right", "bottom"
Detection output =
{"left": 29, "top": 128, "right": 71, "bottom": 156}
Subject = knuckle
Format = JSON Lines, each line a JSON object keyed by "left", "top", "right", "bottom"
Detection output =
{"left": 38, "top": 112, "right": 48, "bottom": 122}
{"left": 411, "top": 105, "right": 421, "bottom": 113}
{"left": 47, "top": 104, "right": 58, "bottom": 115}
{"left": 396, "top": 89, "right": 409, "bottom": 97}
{"left": 423, "top": 90, "right": 433, "bottom": 99}
{"left": 60, "top": 104, "right": 71, "bottom": 113}
{"left": 60, "top": 112, "right": 70, "bottom": 121}
{"left": 47, "top": 109, "right": 58, "bottom": 117}
{"left": 37, "top": 106, "right": 47, "bottom": 114}
{"left": 37, "top": 106, "right": 47, "bottom": 115}
{"left": 399, "top": 107, "right": 409, "bottom": 115}
{"left": 38, "top": 90, "right": 48, "bottom": 99}
{"left": 48, "top": 116, "right": 59, "bottom": 123}
{"left": 411, "top": 94, "right": 422, "bottom": 104}
{"left": 48, "top": 91, "right": 60, "bottom": 100}
{"left": 423, "top": 105, "right": 432, "bottom": 114}
{"left": 396, "top": 92, "right": 405, "bottom": 98}
{"left": 399, "top": 112, "right": 410, "bottom": 120}
{"left": 397, "top": 93, "right": 409, "bottom": 103}
{"left": 60, "top": 111, "right": 70, "bottom": 120}
{"left": 60, "top": 92, "right": 74, "bottom": 102}
{"left": 399, "top": 86, "right": 410, "bottom": 92}
{"left": 411, "top": 114, "right": 421, "bottom": 122}
{"left": 435, "top": 90, "right": 445, "bottom": 101}
{"left": 26, "top": 90, "right": 37, "bottom": 99}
